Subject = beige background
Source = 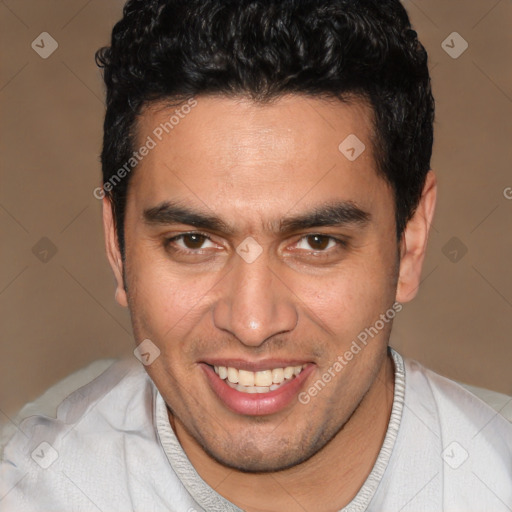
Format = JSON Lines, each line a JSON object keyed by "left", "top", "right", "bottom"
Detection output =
{"left": 1, "top": 0, "right": 511, "bottom": 421}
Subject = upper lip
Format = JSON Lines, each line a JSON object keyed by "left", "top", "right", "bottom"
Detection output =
{"left": 201, "top": 359, "right": 313, "bottom": 372}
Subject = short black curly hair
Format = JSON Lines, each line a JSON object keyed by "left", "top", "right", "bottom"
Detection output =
{"left": 96, "top": 0, "right": 434, "bottom": 261}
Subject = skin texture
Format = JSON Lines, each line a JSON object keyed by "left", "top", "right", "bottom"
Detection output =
{"left": 103, "top": 94, "right": 437, "bottom": 511}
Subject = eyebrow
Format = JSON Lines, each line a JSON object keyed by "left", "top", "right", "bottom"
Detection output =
{"left": 142, "top": 200, "right": 371, "bottom": 235}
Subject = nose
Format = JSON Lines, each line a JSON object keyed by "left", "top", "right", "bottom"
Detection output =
{"left": 212, "top": 247, "right": 298, "bottom": 347}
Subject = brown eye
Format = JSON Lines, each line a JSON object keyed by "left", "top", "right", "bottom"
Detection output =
{"left": 293, "top": 234, "right": 347, "bottom": 255}
{"left": 181, "top": 233, "right": 208, "bottom": 249}
{"left": 164, "top": 232, "right": 216, "bottom": 254}
{"left": 305, "top": 234, "right": 331, "bottom": 251}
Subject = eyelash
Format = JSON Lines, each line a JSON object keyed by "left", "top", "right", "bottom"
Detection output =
{"left": 163, "top": 232, "right": 349, "bottom": 256}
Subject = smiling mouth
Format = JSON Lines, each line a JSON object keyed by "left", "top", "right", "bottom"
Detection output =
{"left": 211, "top": 364, "right": 307, "bottom": 394}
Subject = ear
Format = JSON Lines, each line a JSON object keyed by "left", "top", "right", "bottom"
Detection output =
{"left": 102, "top": 196, "right": 128, "bottom": 307}
{"left": 396, "top": 170, "right": 437, "bottom": 303}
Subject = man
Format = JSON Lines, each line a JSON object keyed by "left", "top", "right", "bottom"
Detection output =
{"left": 1, "top": 0, "right": 511, "bottom": 510}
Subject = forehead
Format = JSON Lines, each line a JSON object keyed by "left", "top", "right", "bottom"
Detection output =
{"left": 128, "top": 94, "right": 391, "bottom": 229}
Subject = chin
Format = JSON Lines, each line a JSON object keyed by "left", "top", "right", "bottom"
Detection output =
{"left": 198, "top": 429, "right": 329, "bottom": 474}
{"left": 208, "top": 448, "right": 311, "bottom": 474}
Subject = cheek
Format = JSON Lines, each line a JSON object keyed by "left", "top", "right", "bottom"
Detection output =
{"left": 127, "top": 249, "right": 218, "bottom": 340}
{"left": 294, "top": 257, "right": 395, "bottom": 340}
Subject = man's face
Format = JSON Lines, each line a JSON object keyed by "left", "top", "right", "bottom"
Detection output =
{"left": 117, "top": 94, "right": 400, "bottom": 471}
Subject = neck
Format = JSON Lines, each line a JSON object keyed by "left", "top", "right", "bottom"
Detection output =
{"left": 171, "top": 350, "right": 395, "bottom": 512}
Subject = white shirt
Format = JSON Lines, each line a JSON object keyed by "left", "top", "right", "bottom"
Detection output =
{"left": 1, "top": 347, "right": 511, "bottom": 511}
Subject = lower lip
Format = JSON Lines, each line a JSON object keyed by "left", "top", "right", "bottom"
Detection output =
{"left": 201, "top": 363, "right": 315, "bottom": 416}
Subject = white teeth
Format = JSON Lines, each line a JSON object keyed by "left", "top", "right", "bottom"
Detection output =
{"left": 226, "top": 380, "right": 274, "bottom": 394}
{"left": 213, "top": 363, "right": 306, "bottom": 393}
{"left": 271, "top": 368, "right": 284, "bottom": 383}
{"left": 238, "top": 369, "right": 255, "bottom": 387}
{"left": 283, "top": 366, "right": 294, "bottom": 379}
{"left": 227, "top": 367, "right": 238, "bottom": 384}
{"left": 246, "top": 386, "right": 270, "bottom": 394}
{"left": 254, "top": 370, "right": 273, "bottom": 387}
